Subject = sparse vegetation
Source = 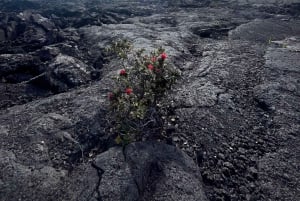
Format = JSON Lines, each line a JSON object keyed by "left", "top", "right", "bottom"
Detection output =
{"left": 106, "top": 39, "right": 180, "bottom": 145}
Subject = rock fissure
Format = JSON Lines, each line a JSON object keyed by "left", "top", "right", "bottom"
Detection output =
{"left": 91, "top": 162, "right": 105, "bottom": 201}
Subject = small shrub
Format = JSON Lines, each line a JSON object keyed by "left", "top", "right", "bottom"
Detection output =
{"left": 106, "top": 39, "right": 180, "bottom": 145}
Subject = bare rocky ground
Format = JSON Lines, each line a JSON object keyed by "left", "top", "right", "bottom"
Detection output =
{"left": 0, "top": 0, "right": 300, "bottom": 201}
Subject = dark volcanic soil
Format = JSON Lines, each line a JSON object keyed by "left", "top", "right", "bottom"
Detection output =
{"left": 0, "top": 0, "right": 300, "bottom": 201}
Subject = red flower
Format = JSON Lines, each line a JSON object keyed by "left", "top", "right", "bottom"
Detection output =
{"left": 161, "top": 52, "right": 167, "bottom": 60}
{"left": 151, "top": 57, "right": 157, "bottom": 62}
{"left": 148, "top": 64, "right": 154, "bottom": 70}
{"left": 119, "top": 69, "right": 127, "bottom": 76}
{"left": 125, "top": 88, "right": 133, "bottom": 95}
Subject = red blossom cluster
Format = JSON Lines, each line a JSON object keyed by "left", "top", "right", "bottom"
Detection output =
{"left": 119, "top": 69, "right": 127, "bottom": 76}
{"left": 108, "top": 52, "right": 168, "bottom": 100}
{"left": 161, "top": 52, "right": 167, "bottom": 60}
{"left": 148, "top": 64, "right": 154, "bottom": 70}
{"left": 125, "top": 88, "right": 133, "bottom": 95}
{"left": 106, "top": 42, "right": 178, "bottom": 145}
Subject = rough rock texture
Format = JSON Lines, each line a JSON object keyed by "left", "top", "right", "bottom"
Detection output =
{"left": 93, "top": 142, "right": 207, "bottom": 201}
{"left": 0, "top": 0, "right": 300, "bottom": 201}
{"left": 0, "top": 80, "right": 111, "bottom": 201}
{"left": 45, "top": 54, "right": 92, "bottom": 92}
{"left": 255, "top": 37, "right": 300, "bottom": 201}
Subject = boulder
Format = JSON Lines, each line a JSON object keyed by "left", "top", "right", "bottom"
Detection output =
{"left": 30, "top": 13, "right": 56, "bottom": 31}
{"left": 93, "top": 142, "right": 208, "bottom": 201}
{"left": 46, "top": 54, "right": 92, "bottom": 92}
{"left": 23, "top": 26, "right": 47, "bottom": 45}
{"left": 0, "top": 80, "right": 111, "bottom": 201}
{"left": 0, "top": 53, "right": 40, "bottom": 83}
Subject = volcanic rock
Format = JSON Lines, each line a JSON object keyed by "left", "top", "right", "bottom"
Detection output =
{"left": 0, "top": 1, "right": 300, "bottom": 201}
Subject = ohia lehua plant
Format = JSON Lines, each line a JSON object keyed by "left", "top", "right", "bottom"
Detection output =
{"left": 106, "top": 39, "right": 179, "bottom": 145}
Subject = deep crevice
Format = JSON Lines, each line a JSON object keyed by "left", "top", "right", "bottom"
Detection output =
{"left": 91, "top": 163, "right": 105, "bottom": 201}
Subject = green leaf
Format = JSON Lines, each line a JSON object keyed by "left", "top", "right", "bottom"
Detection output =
{"left": 115, "top": 135, "right": 122, "bottom": 144}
